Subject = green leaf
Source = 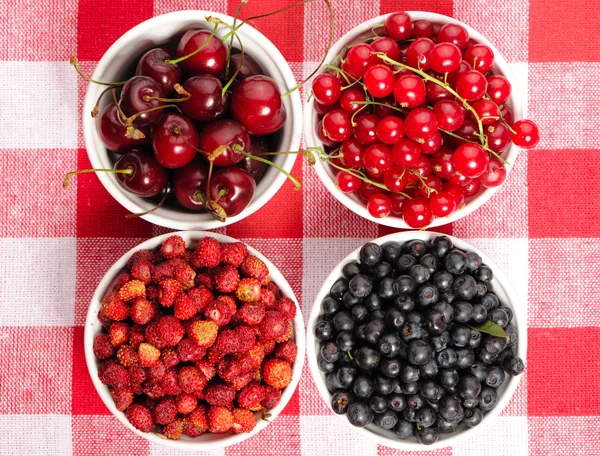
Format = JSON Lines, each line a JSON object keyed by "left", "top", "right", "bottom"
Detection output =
{"left": 467, "top": 320, "right": 507, "bottom": 338}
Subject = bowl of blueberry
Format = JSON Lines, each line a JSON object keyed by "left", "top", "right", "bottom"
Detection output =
{"left": 306, "top": 232, "right": 526, "bottom": 449}
{"left": 303, "top": 11, "right": 539, "bottom": 228}
{"left": 77, "top": 10, "right": 302, "bottom": 229}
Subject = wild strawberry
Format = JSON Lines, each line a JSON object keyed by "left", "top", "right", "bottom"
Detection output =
{"left": 158, "top": 278, "right": 182, "bottom": 307}
{"left": 214, "top": 329, "right": 241, "bottom": 355}
{"left": 261, "top": 385, "right": 282, "bottom": 409}
{"left": 155, "top": 315, "right": 184, "bottom": 347}
{"left": 152, "top": 261, "right": 174, "bottom": 283}
{"left": 143, "top": 382, "right": 166, "bottom": 399}
{"left": 263, "top": 359, "right": 293, "bottom": 390}
{"left": 247, "top": 344, "right": 265, "bottom": 370}
{"left": 205, "top": 382, "right": 235, "bottom": 407}
{"left": 260, "top": 311, "right": 288, "bottom": 340}
{"left": 207, "top": 406, "right": 233, "bottom": 433}
{"left": 221, "top": 242, "right": 247, "bottom": 266}
{"left": 177, "top": 338, "right": 206, "bottom": 362}
{"left": 217, "top": 295, "right": 237, "bottom": 314}
{"left": 176, "top": 393, "right": 197, "bottom": 415}
{"left": 131, "top": 258, "right": 153, "bottom": 285}
{"left": 232, "top": 372, "right": 254, "bottom": 391}
{"left": 119, "top": 280, "right": 146, "bottom": 302}
{"left": 173, "top": 262, "right": 196, "bottom": 290}
{"left": 217, "top": 357, "right": 241, "bottom": 384}
{"left": 153, "top": 397, "right": 177, "bottom": 425}
{"left": 187, "top": 287, "right": 214, "bottom": 313}
{"left": 236, "top": 278, "right": 262, "bottom": 303}
{"left": 174, "top": 294, "right": 197, "bottom": 320}
{"left": 127, "top": 250, "right": 153, "bottom": 269}
{"left": 147, "top": 360, "right": 166, "bottom": 383}
{"left": 113, "top": 273, "right": 132, "bottom": 292}
{"left": 110, "top": 386, "right": 134, "bottom": 412}
{"left": 240, "top": 256, "right": 269, "bottom": 281}
{"left": 93, "top": 333, "right": 114, "bottom": 360}
{"left": 257, "top": 338, "right": 276, "bottom": 356}
{"left": 161, "top": 368, "right": 182, "bottom": 396}
{"left": 101, "top": 292, "right": 129, "bottom": 321}
{"left": 274, "top": 322, "right": 293, "bottom": 343}
{"left": 163, "top": 419, "right": 184, "bottom": 439}
{"left": 97, "top": 309, "right": 112, "bottom": 329}
{"left": 275, "top": 340, "right": 297, "bottom": 364}
{"left": 238, "top": 302, "right": 266, "bottom": 325}
{"left": 191, "top": 237, "right": 221, "bottom": 269}
{"left": 178, "top": 366, "right": 207, "bottom": 395}
{"left": 183, "top": 248, "right": 194, "bottom": 263}
{"left": 259, "top": 288, "right": 277, "bottom": 310}
{"left": 237, "top": 382, "right": 265, "bottom": 411}
{"left": 232, "top": 408, "right": 256, "bottom": 433}
{"left": 98, "top": 360, "right": 130, "bottom": 388}
{"left": 184, "top": 405, "right": 208, "bottom": 436}
{"left": 126, "top": 404, "right": 154, "bottom": 432}
{"left": 204, "top": 300, "right": 233, "bottom": 326}
{"left": 130, "top": 298, "right": 155, "bottom": 325}
{"left": 109, "top": 322, "right": 130, "bottom": 347}
{"left": 144, "top": 321, "right": 167, "bottom": 349}
{"left": 138, "top": 342, "right": 160, "bottom": 367}
{"left": 207, "top": 346, "right": 224, "bottom": 364}
{"left": 161, "top": 235, "right": 186, "bottom": 259}
{"left": 117, "top": 345, "right": 138, "bottom": 367}
{"left": 188, "top": 320, "right": 218, "bottom": 348}
{"left": 161, "top": 348, "right": 180, "bottom": 368}
{"left": 195, "top": 359, "right": 216, "bottom": 381}
{"left": 265, "top": 281, "right": 281, "bottom": 300}
{"left": 129, "top": 364, "right": 147, "bottom": 384}
{"left": 275, "top": 296, "right": 296, "bottom": 321}
{"left": 213, "top": 265, "right": 240, "bottom": 293}
{"left": 195, "top": 272, "right": 213, "bottom": 289}
{"left": 236, "top": 326, "right": 257, "bottom": 353}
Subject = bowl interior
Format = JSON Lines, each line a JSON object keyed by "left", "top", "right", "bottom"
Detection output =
{"left": 83, "top": 11, "right": 302, "bottom": 230}
{"left": 84, "top": 231, "right": 305, "bottom": 450}
{"left": 303, "top": 12, "right": 524, "bottom": 229}
{"left": 306, "top": 231, "right": 526, "bottom": 451}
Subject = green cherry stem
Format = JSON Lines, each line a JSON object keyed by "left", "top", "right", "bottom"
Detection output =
{"left": 63, "top": 167, "right": 133, "bottom": 189}
{"left": 226, "top": 0, "right": 248, "bottom": 77}
{"left": 232, "top": 144, "right": 301, "bottom": 189}
{"left": 206, "top": 17, "right": 244, "bottom": 96}
{"left": 70, "top": 56, "right": 127, "bottom": 87}
{"left": 164, "top": 22, "right": 219, "bottom": 66}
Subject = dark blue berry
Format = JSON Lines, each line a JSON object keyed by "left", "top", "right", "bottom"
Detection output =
{"left": 416, "top": 425, "right": 439, "bottom": 445}
{"left": 374, "top": 409, "right": 398, "bottom": 430}
{"left": 439, "top": 396, "right": 462, "bottom": 422}
{"left": 437, "top": 415, "right": 457, "bottom": 433}
{"left": 382, "top": 241, "right": 403, "bottom": 263}
{"left": 425, "top": 310, "right": 447, "bottom": 335}
{"left": 325, "top": 371, "right": 344, "bottom": 393}
{"left": 394, "top": 275, "right": 418, "bottom": 295}
{"left": 458, "top": 375, "right": 481, "bottom": 399}
{"left": 453, "top": 274, "right": 477, "bottom": 300}
{"left": 363, "top": 293, "right": 382, "bottom": 311}
{"left": 469, "top": 329, "right": 482, "bottom": 349}
{"left": 439, "top": 289, "right": 456, "bottom": 303}
{"left": 408, "top": 393, "right": 425, "bottom": 410}
{"left": 402, "top": 381, "right": 419, "bottom": 395}
{"left": 378, "top": 333, "right": 403, "bottom": 358}
{"left": 380, "top": 357, "right": 401, "bottom": 378}
{"left": 471, "top": 303, "right": 487, "bottom": 324}
{"left": 321, "top": 341, "right": 340, "bottom": 363}
{"left": 436, "top": 348, "right": 458, "bottom": 368}
{"left": 342, "top": 290, "right": 361, "bottom": 309}
{"left": 394, "top": 419, "right": 415, "bottom": 438}
{"left": 388, "top": 393, "right": 407, "bottom": 411}
{"left": 475, "top": 265, "right": 493, "bottom": 282}
{"left": 462, "top": 397, "right": 479, "bottom": 409}
{"left": 477, "top": 347, "right": 499, "bottom": 365}
{"left": 385, "top": 308, "right": 406, "bottom": 330}
{"left": 336, "top": 365, "right": 358, "bottom": 388}
{"left": 331, "top": 390, "right": 353, "bottom": 414}
{"left": 342, "top": 261, "right": 361, "bottom": 279}
{"left": 466, "top": 251, "right": 482, "bottom": 271}
{"left": 452, "top": 326, "right": 471, "bottom": 347}
{"left": 405, "top": 239, "right": 428, "bottom": 258}
{"left": 480, "top": 293, "right": 500, "bottom": 311}
{"left": 330, "top": 278, "right": 349, "bottom": 300}
{"left": 478, "top": 386, "right": 498, "bottom": 411}
{"left": 456, "top": 347, "right": 475, "bottom": 369}
{"left": 346, "top": 401, "right": 374, "bottom": 427}
{"left": 359, "top": 242, "right": 382, "bottom": 266}
{"left": 409, "top": 264, "right": 431, "bottom": 283}
{"left": 432, "top": 301, "right": 454, "bottom": 324}
{"left": 501, "top": 306, "right": 514, "bottom": 322}
{"left": 348, "top": 274, "right": 372, "bottom": 298}
{"left": 432, "top": 270, "right": 454, "bottom": 291}
{"left": 322, "top": 296, "right": 343, "bottom": 316}
{"left": 400, "top": 364, "right": 420, "bottom": 383}
{"left": 333, "top": 310, "right": 354, "bottom": 332}
{"left": 444, "top": 249, "right": 469, "bottom": 275}
{"left": 489, "top": 308, "right": 509, "bottom": 327}
{"left": 401, "top": 321, "right": 423, "bottom": 342}
{"left": 364, "top": 319, "right": 386, "bottom": 344}
{"left": 372, "top": 261, "right": 393, "bottom": 281}
{"left": 352, "top": 375, "right": 374, "bottom": 399}
{"left": 397, "top": 254, "right": 417, "bottom": 272}
{"left": 407, "top": 339, "right": 432, "bottom": 365}
{"left": 416, "top": 405, "right": 437, "bottom": 428}
{"left": 431, "top": 331, "right": 450, "bottom": 352}
{"left": 335, "top": 331, "right": 355, "bottom": 352}
{"left": 502, "top": 355, "right": 525, "bottom": 376}
{"left": 394, "top": 293, "right": 416, "bottom": 312}
{"left": 351, "top": 304, "right": 368, "bottom": 322}
{"left": 419, "top": 380, "right": 441, "bottom": 401}
{"left": 354, "top": 323, "right": 367, "bottom": 342}
{"left": 314, "top": 318, "right": 334, "bottom": 341}
{"left": 453, "top": 301, "right": 473, "bottom": 323}
{"left": 317, "top": 354, "right": 335, "bottom": 373}
{"left": 485, "top": 364, "right": 506, "bottom": 388}
{"left": 469, "top": 363, "right": 489, "bottom": 382}
{"left": 420, "top": 253, "right": 441, "bottom": 274}
{"left": 373, "top": 375, "right": 393, "bottom": 395}
{"left": 377, "top": 277, "right": 396, "bottom": 300}
{"left": 483, "top": 335, "right": 508, "bottom": 354}
{"left": 439, "top": 368, "right": 459, "bottom": 388}
{"left": 464, "top": 407, "right": 483, "bottom": 427}
{"left": 354, "top": 346, "right": 381, "bottom": 371}
{"left": 369, "top": 394, "right": 388, "bottom": 413}
{"left": 431, "top": 236, "right": 453, "bottom": 258}
{"left": 476, "top": 281, "right": 488, "bottom": 297}
{"left": 419, "top": 359, "right": 439, "bottom": 379}
{"left": 416, "top": 283, "right": 439, "bottom": 307}
{"left": 504, "top": 323, "right": 518, "bottom": 346}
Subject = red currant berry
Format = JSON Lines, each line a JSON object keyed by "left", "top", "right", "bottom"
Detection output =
{"left": 433, "top": 100, "right": 465, "bottom": 131}
{"left": 455, "top": 70, "right": 488, "bottom": 101}
{"left": 317, "top": 120, "right": 337, "bottom": 147}
{"left": 392, "top": 138, "right": 422, "bottom": 168}
{"left": 446, "top": 60, "right": 472, "bottom": 85}
{"left": 339, "top": 138, "right": 364, "bottom": 169}
{"left": 462, "top": 178, "right": 481, "bottom": 197}
{"left": 436, "top": 23, "right": 469, "bottom": 50}
{"left": 500, "top": 105, "right": 513, "bottom": 125}
{"left": 464, "top": 44, "right": 494, "bottom": 73}
{"left": 385, "top": 12, "right": 413, "bottom": 41}
{"left": 510, "top": 119, "right": 540, "bottom": 149}
{"left": 356, "top": 181, "right": 381, "bottom": 204}
{"left": 367, "top": 193, "right": 392, "bottom": 218}
{"left": 405, "top": 38, "right": 435, "bottom": 71}
{"left": 472, "top": 99, "right": 500, "bottom": 125}
{"left": 373, "top": 96, "right": 398, "bottom": 119}
{"left": 376, "top": 116, "right": 405, "bottom": 145}
{"left": 485, "top": 121, "right": 511, "bottom": 153}
{"left": 426, "top": 80, "right": 453, "bottom": 104}
{"left": 393, "top": 74, "right": 427, "bottom": 108}
{"left": 418, "top": 174, "right": 443, "bottom": 198}
{"left": 343, "top": 43, "right": 376, "bottom": 79}
{"left": 452, "top": 143, "right": 489, "bottom": 178}
{"left": 322, "top": 108, "right": 352, "bottom": 142}
{"left": 448, "top": 173, "right": 472, "bottom": 187}
{"left": 429, "top": 43, "right": 462, "bottom": 74}
{"left": 429, "top": 191, "right": 457, "bottom": 217}
{"left": 389, "top": 192, "right": 409, "bottom": 216}
{"left": 456, "top": 118, "right": 478, "bottom": 141}
{"left": 363, "top": 143, "right": 393, "bottom": 178}
{"left": 442, "top": 183, "right": 465, "bottom": 207}
{"left": 413, "top": 20, "right": 434, "bottom": 39}
{"left": 364, "top": 65, "right": 395, "bottom": 98}
{"left": 404, "top": 108, "right": 439, "bottom": 142}
{"left": 479, "top": 157, "right": 507, "bottom": 188}
{"left": 371, "top": 37, "right": 402, "bottom": 63}
{"left": 336, "top": 171, "right": 362, "bottom": 193}
{"left": 486, "top": 75, "right": 511, "bottom": 105}
{"left": 354, "top": 113, "right": 380, "bottom": 145}
{"left": 383, "top": 166, "right": 408, "bottom": 192}
{"left": 409, "top": 155, "right": 432, "bottom": 181}
{"left": 312, "top": 73, "right": 342, "bottom": 106}
{"left": 339, "top": 86, "right": 366, "bottom": 114}
{"left": 314, "top": 100, "right": 336, "bottom": 115}
{"left": 431, "top": 148, "right": 455, "bottom": 180}
{"left": 402, "top": 197, "right": 433, "bottom": 228}
{"left": 420, "top": 130, "right": 442, "bottom": 155}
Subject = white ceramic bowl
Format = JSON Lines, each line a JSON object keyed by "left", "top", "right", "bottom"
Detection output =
{"left": 303, "top": 12, "right": 523, "bottom": 228}
{"left": 84, "top": 231, "right": 305, "bottom": 450}
{"left": 83, "top": 11, "right": 302, "bottom": 230}
{"left": 306, "top": 231, "right": 526, "bottom": 450}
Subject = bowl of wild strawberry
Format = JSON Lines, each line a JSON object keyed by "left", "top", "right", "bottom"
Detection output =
{"left": 303, "top": 11, "right": 539, "bottom": 228}
{"left": 84, "top": 232, "right": 305, "bottom": 450}
{"left": 78, "top": 10, "right": 302, "bottom": 230}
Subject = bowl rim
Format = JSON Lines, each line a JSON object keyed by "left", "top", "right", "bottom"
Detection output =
{"left": 83, "top": 10, "right": 303, "bottom": 230}
{"left": 306, "top": 231, "right": 526, "bottom": 451}
{"left": 302, "top": 11, "right": 524, "bottom": 228}
{"left": 84, "top": 231, "right": 306, "bottom": 450}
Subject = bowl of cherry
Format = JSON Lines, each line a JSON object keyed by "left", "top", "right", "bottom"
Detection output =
{"left": 79, "top": 10, "right": 302, "bottom": 229}
{"left": 303, "top": 11, "right": 539, "bottom": 228}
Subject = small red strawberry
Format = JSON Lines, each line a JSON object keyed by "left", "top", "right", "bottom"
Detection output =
{"left": 195, "top": 272, "right": 213, "bottom": 289}
{"left": 213, "top": 329, "right": 241, "bottom": 355}
{"left": 192, "top": 237, "right": 221, "bottom": 269}
{"left": 257, "top": 337, "right": 276, "bottom": 356}
{"left": 109, "top": 322, "right": 130, "bottom": 347}
{"left": 129, "top": 324, "right": 146, "bottom": 348}
{"left": 129, "top": 364, "right": 147, "bottom": 384}
{"left": 127, "top": 249, "right": 153, "bottom": 269}
{"left": 275, "top": 296, "right": 296, "bottom": 321}
{"left": 232, "top": 408, "right": 256, "bottom": 433}
{"left": 130, "top": 298, "right": 156, "bottom": 325}
{"left": 261, "top": 385, "right": 282, "bottom": 409}
{"left": 97, "top": 308, "right": 112, "bottom": 329}
{"left": 131, "top": 258, "right": 153, "bottom": 284}
{"left": 162, "top": 419, "right": 184, "bottom": 439}
{"left": 93, "top": 333, "right": 114, "bottom": 360}
{"left": 160, "top": 348, "right": 180, "bottom": 368}
{"left": 110, "top": 386, "right": 134, "bottom": 412}
{"left": 152, "top": 261, "right": 174, "bottom": 283}
{"left": 207, "top": 406, "right": 233, "bottom": 433}
{"left": 126, "top": 404, "right": 154, "bottom": 432}
{"left": 147, "top": 360, "right": 166, "bottom": 383}
{"left": 259, "top": 288, "right": 277, "bottom": 310}
{"left": 274, "top": 322, "right": 293, "bottom": 343}
{"left": 217, "top": 295, "right": 237, "bottom": 315}
{"left": 221, "top": 242, "right": 248, "bottom": 267}
{"left": 247, "top": 344, "right": 265, "bottom": 370}
{"left": 260, "top": 311, "right": 288, "bottom": 340}
{"left": 117, "top": 345, "right": 138, "bottom": 367}
{"left": 98, "top": 360, "right": 130, "bottom": 388}
{"left": 158, "top": 278, "right": 183, "bottom": 307}
{"left": 204, "top": 300, "right": 234, "bottom": 327}
{"left": 145, "top": 321, "right": 168, "bottom": 349}
{"left": 232, "top": 372, "right": 254, "bottom": 391}
{"left": 216, "top": 357, "right": 241, "bottom": 384}
{"left": 160, "top": 368, "right": 182, "bottom": 396}
{"left": 188, "top": 320, "right": 219, "bottom": 348}
{"left": 156, "top": 315, "right": 185, "bottom": 347}
{"left": 213, "top": 264, "right": 240, "bottom": 293}
{"left": 113, "top": 273, "right": 132, "bottom": 292}
{"left": 176, "top": 393, "right": 198, "bottom": 415}
{"left": 178, "top": 366, "right": 207, "bottom": 395}
{"left": 187, "top": 287, "right": 214, "bottom": 313}
{"left": 204, "top": 382, "right": 236, "bottom": 408}
{"left": 238, "top": 302, "right": 266, "bottom": 325}
{"left": 265, "top": 281, "right": 282, "bottom": 299}
{"left": 262, "top": 359, "right": 293, "bottom": 390}
{"left": 173, "top": 262, "right": 196, "bottom": 290}
{"left": 160, "top": 235, "right": 186, "bottom": 259}
{"left": 138, "top": 342, "right": 161, "bottom": 367}
{"left": 153, "top": 397, "right": 177, "bottom": 425}
{"left": 101, "top": 291, "right": 129, "bottom": 321}
{"left": 275, "top": 340, "right": 297, "bottom": 364}
{"left": 119, "top": 280, "right": 146, "bottom": 302}
{"left": 240, "top": 256, "right": 269, "bottom": 282}
{"left": 237, "top": 382, "right": 265, "bottom": 411}
{"left": 143, "top": 382, "right": 166, "bottom": 399}
{"left": 174, "top": 294, "right": 197, "bottom": 320}
{"left": 236, "top": 278, "right": 262, "bottom": 303}
{"left": 177, "top": 338, "right": 206, "bottom": 362}
{"left": 185, "top": 405, "right": 208, "bottom": 436}
{"left": 236, "top": 325, "right": 257, "bottom": 353}
{"left": 195, "top": 359, "right": 216, "bottom": 381}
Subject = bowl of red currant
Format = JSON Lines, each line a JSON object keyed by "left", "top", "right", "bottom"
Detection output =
{"left": 76, "top": 10, "right": 302, "bottom": 230}
{"left": 303, "top": 11, "right": 539, "bottom": 228}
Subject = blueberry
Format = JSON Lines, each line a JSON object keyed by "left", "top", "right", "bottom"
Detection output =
{"left": 342, "top": 261, "right": 361, "bottom": 279}
{"left": 489, "top": 308, "right": 509, "bottom": 327}
{"left": 417, "top": 284, "right": 439, "bottom": 307}
{"left": 496, "top": 348, "right": 513, "bottom": 365}
{"left": 432, "top": 301, "right": 454, "bottom": 324}
{"left": 419, "top": 359, "right": 439, "bottom": 379}
{"left": 388, "top": 393, "right": 407, "bottom": 412}
{"left": 346, "top": 401, "right": 374, "bottom": 427}
{"left": 453, "top": 274, "right": 477, "bottom": 300}
{"left": 426, "top": 310, "right": 447, "bottom": 335}
{"left": 501, "top": 306, "right": 514, "bottom": 322}
{"left": 354, "top": 323, "right": 367, "bottom": 342}
{"left": 439, "top": 368, "right": 459, "bottom": 388}
{"left": 360, "top": 242, "right": 382, "bottom": 266}
{"left": 405, "top": 239, "right": 428, "bottom": 258}
{"left": 439, "top": 289, "right": 456, "bottom": 303}
{"left": 420, "top": 253, "right": 441, "bottom": 274}
{"left": 333, "top": 311, "right": 354, "bottom": 332}
{"left": 380, "top": 357, "right": 401, "bottom": 378}
{"left": 452, "top": 326, "right": 471, "bottom": 347}
{"left": 463, "top": 250, "right": 481, "bottom": 271}
{"left": 369, "top": 394, "right": 388, "bottom": 413}
{"left": 475, "top": 265, "right": 493, "bottom": 282}
{"left": 317, "top": 354, "right": 336, "bottom": 373}
{"left": 504, "top": 324, "right": 518, "bottom": 346}
{"left": 471, "top": 303, "right": 487, "bottom": 324}
{"left": 444, "top": 249, "right": 469, "bottom": 275}
{"left": 428, "top": 401, "right": 440, "bottom": 412}
{"left": 476, "top": 281, "right": 488, "bottom": 297}
{"left": 397, "top": 254, "right": 417, "bottom": 272}
{"left": 478, "top": 386, "right": 498, "bottom": 411}
{"left": 416, "top": 405, "right": 437, "bottom": 428}
{"left": 373, "top": 375, "right": 393, "bottom": 395}
{"left": 369, "top": 309, "right": 386, "bottom": 321}
{"left": 407, "top": 339, "right": 432, "bottom": 365}
{"left": 390, "top": 378, "right": 403, "bottom": 394}
{"left": 378, "top": 333, "right": 403, "bottom": 358}
{"left": 439, "top": 396, "right": 462, "bottom": 421}
{"left": 477, "top": 348, "right": 499, "bottom": 365}
{"left": 402, "top": 381, "right": 419, "bottom": 395}
{"left": 351, "top": 304, "right": 369, "bottom": 322}
{"left": 416, "top": 426, "right": 439, "bottom": 445}
{"left": 420, "top": 380, "right": 441, "bottom": 401}
{"left": 394, "top": 275, "right": 418, "bottom": 295}
{"left": 483, "top": 335, "right": 508, "bottom": 354}
{"left": 452, "top": 301, "right": 472, "bottom": 324}
{"left": 349, "top": 274, "right": 372, "bottom": 298}
{"left": 401, "top": 321, "right": 423, "bottom": 342}
{"left": 373, "top": 409, "right": 398, "bottom": 429}
{"left": 502, "top": 355, "right": 525, "bottom": 376}
{"left": 469, "top": 363, "right": 489, "bottom": 382}
{"left": 354, "top": 346, "right": 381, "bottom": 371}
{"left": 321, "top": 341, "right": 340, "bottom": 363}
{"left": 432, "top": 270, "right": 454, "bottom": 293}
{"left": 377, "top": 277, "right": 396, "bottom": 300}
{"left": 443, "top": 385, "right": 458, "bottom": 396}
{"left": 408, "top": 393, "right": 425, "bottom": 410}
{"left": 437, "top": 415, "right": 458, "bottom": 433}
{"left": 409, "top": 264, "right": 431, "bottom": 283}
{"left": 342, "top": 290, "right": 362, "bottom": 309}
{"left": 353, "top": 375, "right": 374, "bottom": 399}
{"left": 340, "top": 350, "right": 354, "bottom": 366}
{"left": 458, "top": 375, "right": 481, "bottom": 399}
{"left": 462, "top": 397, "right": 479, "bottom": 409}
{"left": 385, "top": 308, "right": 406, "bottom": 331}
{"left": 394, "top": 294, "right": 416, "bottom": 312}
{"left": 431, "top": 331, "right": 450, "bottom": 352}
{"left": 325, "top": 371, "right": 344, "bottom": 393}
{"left": 336, "top": 331, "right": 355, "bottom": 352}
{"left": 372, "top": 261, "right": 393, "bottom": 281}
{"left": 485, "top": 364, "right": 506, "bottom": 388}
{"left": 464, "top": 408, "right": 483, "bottom": 427}
{"left": 436, "top": 348, "right": 458, "bottom": 368}
{"left": 314, "top": 318, "right": 334, "bottom": 341}
{"left": 365, "top": 319, "right": 386, "bottom": 344}
{"left": 331, "top": 390, "right": 353, "bottom": 414}
{"left": 322, "top": 296, "right": 343, "bottom": 316}
{"left": 330, "top": 278, "right": 349, "bottom": 300}
{"left": 382, "top": 241, "right": 403, "bottom": 263}
{"left": 394, "top": 419, "right": 415, "bottom": 438}
{"left": 364, "top": 293, "right": 382, "bottom": 311}
{"left": 469, "top": 329, "right": 482, "bottom": 349}
{"left": 400, "top": 364, "right": 420, "bottom": 383}
{"left": 456, "top": 347, "right": 475, "bottom": 369}
{"left": 480, "top": 293, "right": 500, "bottom": 311}
{"left": 406, "top": 311, "right": 425, "bottom": 325}
{"left": 360, "top": 263, "right": 374, "bottom": 275}
{"left": 336, "top": 366, "right": 358, "bottom": 388}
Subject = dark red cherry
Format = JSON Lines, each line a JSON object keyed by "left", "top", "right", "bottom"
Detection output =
{"left": 208, "top": 167, "right": 256, "bottom": 217}
{"left": 173, "top": 155, "right": 209, "bottom": 211}
{"left": 231, "top": 75, "right": 286, "bottom": 135}
{"left": 119, "top": 76, "right": 165, "bottom": 128}
{"left": 198, "top": 119, "right": 249, "bottom": 167}
{"left": 236, "top": 136, "right": 270, "bottom": 181}
{"left": 229, "top": 53, "right": 263, "bottom": 81}
{"left": 114, "top": 148, "right": 168, "bottom": 197}
{"left": 136, "top": 48, "right": 181, "bottom": 95}
{"left": 152, "top": 113, "right": 199, "bottom": 169}
{"left": 175, "top": 29, "right": 228, "bottom": 76}
{"left": 97, "top": 103, "right": 148, "bottom": 153}
{"left": 179, "top": 75, "right": 228, "bottom": 122}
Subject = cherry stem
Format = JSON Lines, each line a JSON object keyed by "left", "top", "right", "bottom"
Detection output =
{"left": 63, "top": 167, "right": 133, "bottom": 189}
{"left": 164, "top": 22, "right": 219, "bottom": 66}
{"left": 225, "top": 0, "right": 248, "bottom": 77}
{"left": 206, "top": 17, "right": 244, "bottom": 97}
{"left": 441, "top": 128, "right": 509, "bottom": 165}
{"left": 91, "top": 86, "right": 114, "bottom": 118}
{"left": 142, "top": 84, "right": 191, "bottom": 103}
{"left": 126, "top": 190, "right": 168, "bottom": 218}
{"left": 201, "top": 159, "right": 227, "bottom": 223}
{"left": 173, "top": 129, "right": 211, "bottom": 155}
{"left": 125, "top": 104, "right": 182, "bottom": 127}
{"left": 213, "top": 187, "right": 229, "bottom": 203}
{"left": 325, "top": 63, "right": 352, "bottom": 85}
{"left": 70, "top": 56, "right": 127, "bottom": 87}
{"left": 232, "top": 145, "right": 301, "bottom": 189}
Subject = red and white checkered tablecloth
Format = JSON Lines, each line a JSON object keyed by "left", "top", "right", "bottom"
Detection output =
{"left": 1, "top": 0, "right": 598, "bottom": 454}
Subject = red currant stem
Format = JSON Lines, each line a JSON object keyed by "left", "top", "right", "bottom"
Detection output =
{"left": 371, "top": 23, "right": 385, "bottom": 37}
{"left": 350, "top": 100, "right": 408, "bottom": 114}
{"left": 441, "top": 128, "right": 509, "bottom": 165}
{"left": 63, "top": 167, "right": 133, "bottom": 189}
{"left": 91, "top": 86, "right": 114, "bottom": 118}
{"left": 206, "top": 17, "right": 244, "bottom": 97}
{"left": 325, "top": 63, "right": 352, "bottom": 85}
{"left": 232, "top": 144, "right": 301, "bottom": 189}
{"left": 409, "top": 169, "right": 437, "bottom": 197}
{"left": 70, "top": 56, "right": 127, "bottom": 87}
{"left": 125, "top": 104, "right": 182, "bottom": 127}
{"left": 125, "top": 189, "right": 168, "bottom": 218}
{"left": 282, "top": 0, "right": 334, "bottom": 97}
{"left": 498, "top": 108, "right": 517, "bottom": 134}
{"left": 225, "top": 0, "right": 248, "bottom": 77}
{"left": 482, "top": 116, "right": 500, "bottom": 122}
{"left": 373, "top": 52, "right": 486, "bottom": 148}
{"left": 164, "top": 22, "right": 219, "bottom": 66}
